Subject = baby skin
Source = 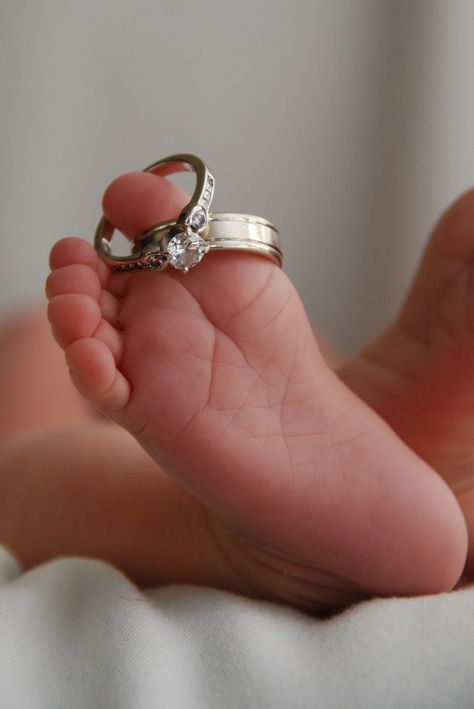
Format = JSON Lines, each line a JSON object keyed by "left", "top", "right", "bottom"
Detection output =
{"left": 2, "top": 173, "right": 474, "bottom": 614}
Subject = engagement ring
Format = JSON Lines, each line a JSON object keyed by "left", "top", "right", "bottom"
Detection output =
{"left": 94, "top": 153, "right": 282, "bottom": 272}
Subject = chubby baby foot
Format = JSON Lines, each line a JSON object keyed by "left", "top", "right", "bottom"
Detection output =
{"left": 341, "top": 189, "right": 474, "bottom": 575}
{"left": 46, "top": 173, "right": 466, "bottom": 612}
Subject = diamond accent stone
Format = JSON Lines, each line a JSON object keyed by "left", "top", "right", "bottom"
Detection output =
{"left": 167, "top": 231, "right": 208, "bottom": 272}
{"left": 189, "top": 207, "right": 207, "bottom": 231}
{"left": 140, "top": 253, "right": 167, "bottom": 270}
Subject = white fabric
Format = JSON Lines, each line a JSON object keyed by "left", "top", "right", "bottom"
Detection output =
{"left": 0, "top": 545, "right": 473, "bottom": 708}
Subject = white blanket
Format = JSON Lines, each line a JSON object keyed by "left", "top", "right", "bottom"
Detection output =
{"left": 0, "top": 545, "right": 472, "bottom": 708}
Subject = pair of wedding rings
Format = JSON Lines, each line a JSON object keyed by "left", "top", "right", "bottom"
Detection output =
{"left": 94, "top": 153, "right": 282, "bottom": 273}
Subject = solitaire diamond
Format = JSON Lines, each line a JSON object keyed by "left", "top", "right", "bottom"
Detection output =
{"left": 167, "top": 231, "right": 208, "bottom": 272}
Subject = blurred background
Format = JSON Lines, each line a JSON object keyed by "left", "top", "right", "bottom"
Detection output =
{"left": 1, "top": 0, "right": 474, "bottom": 356}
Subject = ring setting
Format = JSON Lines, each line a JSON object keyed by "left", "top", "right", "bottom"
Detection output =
{"left": 94, "top": 153, "right": 282, "bottom": 272}
{"left": 166, "top": 227, "right": 209, "bottom": 273}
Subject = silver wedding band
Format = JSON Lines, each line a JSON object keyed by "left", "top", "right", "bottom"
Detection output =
{"left": 94, "top": 153, "right": 282, "bottom": 272}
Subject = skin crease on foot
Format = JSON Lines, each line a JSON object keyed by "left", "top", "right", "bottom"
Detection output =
{"left": 43, "top": 171, "right": 468, "bottom": 613}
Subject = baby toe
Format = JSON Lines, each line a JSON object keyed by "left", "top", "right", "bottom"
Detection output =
{"left": 66, "top": 338, "right": 130, "bottom": 412}
{"left": 50, "top": 237, "right": 98, "bottom": 270}
{"left": 92, "top": 319, "right": 123, "bottom": 363}
{"left": 45, "top": 264, "right": 101, "bottom": 301}
{"left": 99, "top": 288, "right": 122, "bottom": 327}
{"left": 49, "top": 237, "right": 110, "bottom": 287}
{"left": 47, "top": 294, "right": 101, "bottom": 348}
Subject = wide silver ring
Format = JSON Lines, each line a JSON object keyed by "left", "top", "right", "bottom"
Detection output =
{"left": 94, "top": 153, "right": 282, "bottom": 272}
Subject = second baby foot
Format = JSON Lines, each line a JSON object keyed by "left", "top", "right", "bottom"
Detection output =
{"left": 46, "top": 172, "right": 466, "bottom": 612}
{"left": 341, "top": 189, "right": 474, "bottom": 575}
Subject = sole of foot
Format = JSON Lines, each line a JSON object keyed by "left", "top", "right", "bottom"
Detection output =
{"left": 46, "top": 173, "right": 467, "bottom": 612}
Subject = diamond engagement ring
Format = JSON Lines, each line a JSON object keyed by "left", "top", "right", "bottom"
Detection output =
{"left": 94, "top": 153, "right": 282, "bottom": 272}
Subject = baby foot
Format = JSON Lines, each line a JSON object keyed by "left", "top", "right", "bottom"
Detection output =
{"left": 341, "top": 189, "right": 474, "bottom": 574}
{"left": 46, "top": 172, "right": 466, "bottom": 612}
